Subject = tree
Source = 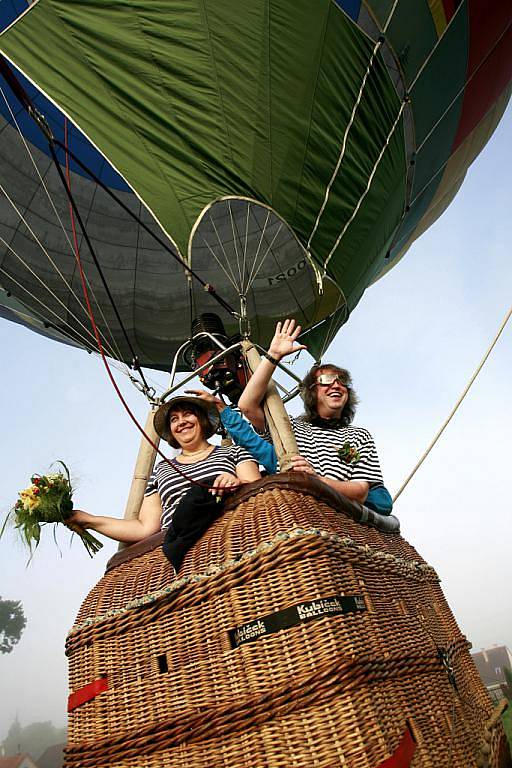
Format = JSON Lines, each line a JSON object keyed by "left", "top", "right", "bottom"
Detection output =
{"left": 2, "top": 719, "right": 67, "bottom": 760}
{"left": 3, "top": 715, "right": 22, "bottom": 755}
{"left": 502, "top": 667, "right": 512, "bottom": 751}
{"left": 503, "top": 666, "right": 512, "bottom": 701}
{"left": 0, "top": 596, "right": 26, "bottom": 653}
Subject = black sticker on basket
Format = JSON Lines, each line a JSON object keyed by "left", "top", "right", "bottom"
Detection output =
{"left": 228, "top": 595, "right": 365, "bottom": 648}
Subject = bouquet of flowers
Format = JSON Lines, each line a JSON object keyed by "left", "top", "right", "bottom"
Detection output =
{"left": 1, "top": 462, "right": 102, "bottom": 558}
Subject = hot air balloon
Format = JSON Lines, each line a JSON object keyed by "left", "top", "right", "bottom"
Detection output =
{"left": 1, "top": 2, "right": 511, "bottom": 767}
{"left": 0, "top": 0, "right": 510, "bottom": 370}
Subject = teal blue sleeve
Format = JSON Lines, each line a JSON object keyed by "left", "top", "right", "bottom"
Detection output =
{"left": 365, "top": 486, "right": 393, "bottom": 515}
{"left": 220, "top": 408, "right": 278, "bottom": 474}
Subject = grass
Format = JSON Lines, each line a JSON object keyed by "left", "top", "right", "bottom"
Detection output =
{"left": 503, "top": 703, "right": 512, "bottom": 749}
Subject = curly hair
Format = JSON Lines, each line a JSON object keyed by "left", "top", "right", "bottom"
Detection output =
{"left": 300, "top": 364, "right": 359, "bottom": 426}
{"left": 166, "top": 402, "right": 213, "bottom": 449}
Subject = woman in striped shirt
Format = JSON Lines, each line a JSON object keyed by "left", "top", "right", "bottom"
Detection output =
{"left": 69, "top": 396, "right": 260, "bottom": 544}
{"left": 238, "top": 319, "right": 386, "bottom": 505}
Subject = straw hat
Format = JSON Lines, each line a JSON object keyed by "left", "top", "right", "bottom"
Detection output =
{"left": 153, "top": 396, "right": 219, "bottom": 443}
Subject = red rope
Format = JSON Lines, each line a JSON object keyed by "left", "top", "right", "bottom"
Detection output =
{"left": 62, "top": 120, "right": 216, "bottom": 490}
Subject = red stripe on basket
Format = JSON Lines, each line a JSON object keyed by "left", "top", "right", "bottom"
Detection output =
{"left": 68, "top": 677, "right": 108, "bottom": 712}
{"left": 376, "top": 724, "right": 416, "bottom": 768}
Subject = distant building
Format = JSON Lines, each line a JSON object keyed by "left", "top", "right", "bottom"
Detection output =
{"left": 36, "top": 745, "right": 64, "bottom": 768}
{"left": 0, "top": 754, "right": 39, "bottom": 768}
{"left": 472, "top": 645, "right": 512, "bottom": 704}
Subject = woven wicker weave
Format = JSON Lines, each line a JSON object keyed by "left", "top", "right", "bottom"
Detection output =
{"left": 65, "top": 474, "right": 511, "bottom": 767}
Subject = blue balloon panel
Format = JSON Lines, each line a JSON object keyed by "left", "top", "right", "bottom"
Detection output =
{"left": 0, "top": 2, "right": 129, "bottom": 191}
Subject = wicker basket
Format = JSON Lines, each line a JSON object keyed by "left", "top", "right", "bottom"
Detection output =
{"left": 65, "top": 474, "right": 511, "bottom": 767}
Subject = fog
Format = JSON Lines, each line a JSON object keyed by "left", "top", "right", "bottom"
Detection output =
{"left": 1, "top": 104, "right": 511, "bottom": 744}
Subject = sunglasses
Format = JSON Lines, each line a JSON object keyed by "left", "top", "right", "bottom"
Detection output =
{"left": 311, "top": 373, "right": 351, "bottom": 389}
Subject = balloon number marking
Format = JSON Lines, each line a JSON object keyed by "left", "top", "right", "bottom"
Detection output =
{"left": 265, "top": 259, "right": 307, "bottom": 287}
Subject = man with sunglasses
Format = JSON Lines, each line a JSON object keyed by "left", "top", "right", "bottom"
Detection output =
{"left": 239, "top": 319, "right": 388, "bottom": 507}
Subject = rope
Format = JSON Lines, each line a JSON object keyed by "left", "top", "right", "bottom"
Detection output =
{"left": 48, "top": 140, "right": 154, "bottom": 395}
{"left": 208, "top": 212, "right": 240, "bottom": 289}
{"left": 60, "top": 144, "right": 224, "bottom": 491}
{"left": 323, "top": 99, "right": 407, "bottom": 273}
{"left": 407, "top": 2, "right": 464, "bottom": 92}
{"left": 393, "top": 304, "right": 512, "bottom": 502}
{"left": 228, "top": 200, "right": 243, "bottom": 289}
{"left": 63, "top": 118, "right": 126, "bottom": 365}
{"left": 244, "top": 220, "right": 284, "bottom": 293}
{"left": 414, "top": 17, "right": 512, "bottom": 157}
{"left": 67, "top": 206, "right": 227, "bottom": 489}
{"left": 307, "top": 0, "right": 401, "bottom": 251}
{"left": 316, "top": 292, "right": 348, "bottom": 362}
{"left": 241, "top": 201, "right": 250, "bottom": 293}
{"left": 64, "top": 116, "right": 122, "bottom": 362}
{"left": 221, "top": 201, "right": 312, "bottom": 327}
{"left": 307, "top": 36, "right": 384, "bottom": 250}
{"left": 0, "top": 84, "right": 124, "bottom": 362}
{"left": 201, "top": 233, "right": 240, "bottom": 292}
{"left": 0, "top": 229, "right": 118, "bottom": 359}
{"left": 51, "top": 138, "right": 237, "bottom": 318}
{"left": 0, "top": 264, "right": 164, "bottom": 392}
{"left": 0, "top": 263, "right": 105, "bottom": 353}
{"left": 245, "top": 208, "right": 271, "bottom": 289}
{"left": 0, "top": 56, "right": 236, "bottom": 489}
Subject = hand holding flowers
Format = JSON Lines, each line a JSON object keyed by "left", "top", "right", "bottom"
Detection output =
{"left": 1, "top": 462, "right": 102, "bottom": 559}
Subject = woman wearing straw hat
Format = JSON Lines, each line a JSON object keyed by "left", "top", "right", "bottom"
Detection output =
{"left": 69, "top": 396, "right": 260, "bottom": 545}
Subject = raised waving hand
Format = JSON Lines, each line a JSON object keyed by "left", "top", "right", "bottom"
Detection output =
{"left": 268, "top": 318, "right": 307, "bottom": 361}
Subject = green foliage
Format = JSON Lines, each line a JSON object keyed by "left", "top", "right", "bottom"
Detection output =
{"left": 2, "top": 717, "right": 66, "bottom": 761}
{"left": 502, "top": 704, "right": 512, "bottom": 750}
{"left": 0, "top": 597, "right": 26, "bottom": 653}
{"left": 503, "top": 666, "right": 512, "bottom": 699}
{"left": 1, "top": 461, "right": 102, "bottom": 558}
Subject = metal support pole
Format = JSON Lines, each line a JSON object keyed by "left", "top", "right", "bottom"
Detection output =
{"left": 118, "top": 408, "right": 160, "bottom": 550}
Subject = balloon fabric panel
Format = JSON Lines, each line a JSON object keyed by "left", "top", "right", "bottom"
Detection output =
{"left": 0, "top": 0, "right": 511, "bottom": 366}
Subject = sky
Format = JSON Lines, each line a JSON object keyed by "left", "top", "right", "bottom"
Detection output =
{"left": 0, "top": 104, "right": 511, "bottom": 743}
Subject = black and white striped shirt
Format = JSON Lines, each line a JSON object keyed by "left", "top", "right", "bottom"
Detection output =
{"left": 290, "top": 417, "right": 384, "bottom": 487}
{"left": 144, "top": 445, "right": 255, "bottom": 529}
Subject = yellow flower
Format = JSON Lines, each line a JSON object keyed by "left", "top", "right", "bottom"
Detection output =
{"left": 18, "top": 491, "right": 39, "bottom": 510}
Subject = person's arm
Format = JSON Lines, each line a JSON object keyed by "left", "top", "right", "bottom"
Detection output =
{"left": 209, "top": 459, "right": 260, "bottom": 495}
{"left": 235, "top": 459, "right": 261, "bottom": 483}
{"left": 238, "top": 319, "right": 306, "bottom": 431}
{"left": 289, "top": 455, "right": 369, "bottom": 503}
{"left": 187, "top": 388, "right": 278, "bottom": 473}
{"left": 69, "top": 492, "right": 163, "bottom": 544}
{"left": 221, "top": 407, "right": 278, "bottom": 474}
{"left": 319, "top": 477, "right": 369, "bottom": 503}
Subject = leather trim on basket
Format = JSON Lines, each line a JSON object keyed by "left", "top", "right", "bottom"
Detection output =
{"left": 223, "top": 473, "right": 399, "bottom": 534}
{"left": 68, "top": 677, "right": 108, "bottom": 712}
{"left": 106, "top": 530, "right": 166, "bottom": 572}
{"left": 105, "top": 473, "right": 397, "bottom": 574}
{"left": 222, "top": 472, "right": 368, "bottom": 517}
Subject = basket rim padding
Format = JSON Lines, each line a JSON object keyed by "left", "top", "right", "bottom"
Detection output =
{"left": 106, "top": 473, "right": 399, "bottom": 574}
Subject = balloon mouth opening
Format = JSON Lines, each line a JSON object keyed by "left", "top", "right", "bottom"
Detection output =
{"left": 184, "top": 194, "right": 346, "bottom": 355}
{"left": 188, "top": 195, "right": 325, "bottom": 299}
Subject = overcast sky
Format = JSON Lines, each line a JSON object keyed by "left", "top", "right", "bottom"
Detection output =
{"left": 0, "top": 101, "right": 510, "bottom": 742}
